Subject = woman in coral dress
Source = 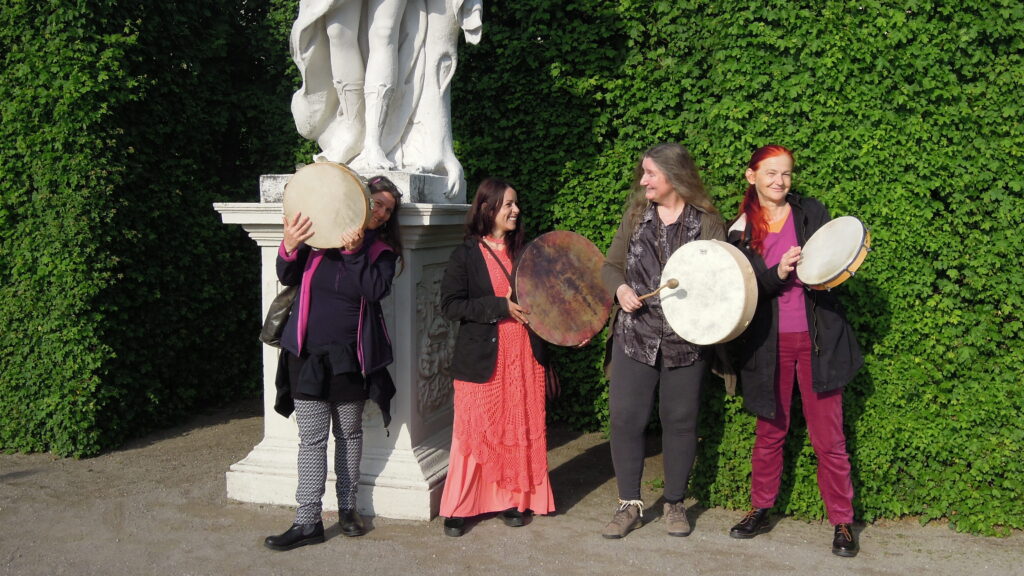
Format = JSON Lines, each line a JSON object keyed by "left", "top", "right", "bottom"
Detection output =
{"left": 438, "top": 177, "right": 554, "bottom": 536}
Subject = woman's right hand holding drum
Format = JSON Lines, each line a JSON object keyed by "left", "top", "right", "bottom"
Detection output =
{"left": 505, "top": 286, "right": 531, "bottom": 325}
{"left": 616, "top": 283, "right": 643, "bottom": 313}
{"left": 282, "top": 212, "right": 314, "bottom": 254}
{"left": 339, "top": 226, "right": 366, "bottom": 252}
{"left": 777, "top": 245, "right": 801, "bottom": 281}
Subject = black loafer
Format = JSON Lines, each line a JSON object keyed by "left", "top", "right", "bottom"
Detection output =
{"left": 832, "top": 523, "right": 858, "bottom": 557}
{"left": 264, "top": 521, "right": 325, "bottom": 551}
{"left": 339, "top": 509, "right": 366, "bottom": 537}
{"left": 729, "top": 508, "right": 771, "bottom": 539}
{"left": 443, "top": 517, "right": 465, "bottom": 537}
{"left": 501, "top": 508, "right": 526, "bottom": 528}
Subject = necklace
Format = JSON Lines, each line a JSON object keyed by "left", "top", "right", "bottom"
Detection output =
{"left": 483, "top": 234, "right": 506, "bottom": 249}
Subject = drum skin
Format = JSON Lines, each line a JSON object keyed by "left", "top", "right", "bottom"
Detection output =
{"left": 283, "top": 162, "right": 370, "bottom": 249}
{"left": 796, "top": 216, "right": 871, "bottom": 290}
{"left": 660, "top": 240, "right": 757, "bottom": 346}
{"left": 514, "top": 231, "right": 612, "bottom": 347}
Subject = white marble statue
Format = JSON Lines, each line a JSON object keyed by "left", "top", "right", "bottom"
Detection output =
{"left": 290, "top": 0, "right": 482, "bottom": 198}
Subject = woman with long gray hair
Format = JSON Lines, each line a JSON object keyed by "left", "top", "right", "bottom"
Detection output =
{"left": 600, "top": 143, "right": 726, "bottom": 539}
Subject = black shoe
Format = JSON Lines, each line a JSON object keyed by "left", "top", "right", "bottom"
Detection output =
{"left": 832, "top": 523, "right": 858, "bottom": 557}
{"left": 729, "top": 508, "right": 771, "bottom": 539}
{"left": 501, "top": 508, "right": 526, "bottom": 528}
{"left": 443, "top": 517, "right": 465, "bottom": 537}
{"left": 339, "top": 509, "right": 366, "bottom": 537}
{"left": 264, "top": 521, "right": 325, "bottom": 551}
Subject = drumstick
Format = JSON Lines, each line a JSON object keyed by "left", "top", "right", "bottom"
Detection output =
{"left": 637, "top": 278, "right": 679, "bottom": 301}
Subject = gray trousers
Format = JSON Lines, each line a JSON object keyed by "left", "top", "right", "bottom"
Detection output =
{"left": 293, "top": 399, "right": 364, "bottom": 524}
{"left": 609, "top": 341, "right": 706, "bottom": 503}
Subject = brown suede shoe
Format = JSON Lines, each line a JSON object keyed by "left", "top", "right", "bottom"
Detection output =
{"left": 602, "top": 500, "right": 644, "bottom": 539}
{"left": 663, "top": 501, "right": 691, "bottom": 537}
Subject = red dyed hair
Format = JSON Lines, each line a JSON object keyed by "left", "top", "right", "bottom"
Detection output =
{"left": 740, "top": 144, "right": 794, "bottom": 254}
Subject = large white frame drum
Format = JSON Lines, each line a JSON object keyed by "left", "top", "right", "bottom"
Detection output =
{"left": 660, "top": 240, "right": 757, "bottom": 346}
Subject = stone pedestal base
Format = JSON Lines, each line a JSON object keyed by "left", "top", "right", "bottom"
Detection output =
{"left": 259, "top": 169, "right": 460, "bottom": 204}
{"left": 214, "top": 171, "right": 468, "bottom": 520}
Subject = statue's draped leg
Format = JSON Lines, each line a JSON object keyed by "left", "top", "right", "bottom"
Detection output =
{"left": 352, "top": 84, "right": 397, "bottom": 170}
{"left": 314, "top": 81, "right": 366, "bottom": 164}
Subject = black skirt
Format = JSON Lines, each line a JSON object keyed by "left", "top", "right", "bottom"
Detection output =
{"left": 285, "top": 346, "right": 367, "bottom": 404}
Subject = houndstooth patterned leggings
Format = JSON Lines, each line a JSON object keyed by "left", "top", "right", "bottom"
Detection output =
{"left": 293, "top": 399, "right": 365, "bottom": 524}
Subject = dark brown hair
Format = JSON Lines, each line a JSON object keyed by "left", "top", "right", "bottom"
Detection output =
{"left": 465, "top": 177, "right": 525, "bottom": 261}
{"left": 366, "top": 175, "right": 405, "bottom": 274}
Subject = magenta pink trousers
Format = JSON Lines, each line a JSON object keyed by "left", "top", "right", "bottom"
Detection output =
{"left": 751, "top": 331, "right": 855, "bottom": 525}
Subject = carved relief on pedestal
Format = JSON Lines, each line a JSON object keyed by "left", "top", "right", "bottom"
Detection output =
{"left": 416, "top": 264, "right": 456, "bottom": 418}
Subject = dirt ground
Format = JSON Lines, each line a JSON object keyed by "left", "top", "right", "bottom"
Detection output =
{"left": 1, "top": 398, "right": 1020, "bottom": 576}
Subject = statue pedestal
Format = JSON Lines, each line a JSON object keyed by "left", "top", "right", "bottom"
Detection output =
{"left": 213, "top": 172, "right": 467, "bottom": 520}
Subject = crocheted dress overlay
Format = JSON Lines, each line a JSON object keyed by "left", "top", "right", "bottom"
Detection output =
{"left": 451, "top": 243, "right": 549, "bottom": 493}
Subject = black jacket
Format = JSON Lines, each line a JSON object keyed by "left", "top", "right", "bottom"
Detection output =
{"left": 440, "top": 238, "right": 549, "bottom": 383}
{"left": 727, "top": 194, "right": 863, "bottom": 419}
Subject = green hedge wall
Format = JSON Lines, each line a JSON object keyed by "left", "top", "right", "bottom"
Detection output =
{"left": 451, "top": 0, "right": 1023, "bottom": 535}
{"left": 0, "top": 1, "right": 301, "bottom": 456}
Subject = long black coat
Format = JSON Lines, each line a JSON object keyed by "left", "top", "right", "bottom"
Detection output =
{"left": 727, "top": 194, "right": 863, "bottom": 419}
{"left": 439, "top": 237, "right": 548, "bottom": 383}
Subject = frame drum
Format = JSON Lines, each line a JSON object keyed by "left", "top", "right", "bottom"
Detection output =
{"left": 796, "top": 216, "right": 871, "bottom": 290}
{"left": 660, "top": 240, "right": 757, "bottom": 346}
{"left": 283, "top": 162, "right": 370, "bottom": 249}
{"left": 514, "top": 231, "right": 612, "bottom": 347}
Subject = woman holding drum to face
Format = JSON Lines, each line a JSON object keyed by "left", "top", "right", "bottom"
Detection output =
{"left": 725, "top": 145, "right": 862, "bottom": 557}
{"left": 437, "top": 177, "right": 554, "bottom": 537}
{"left": 600, "top": 143, "right": 726, "bottom": 539}
{"left": 264, "top": 175, "right": 403, "bottom": 551}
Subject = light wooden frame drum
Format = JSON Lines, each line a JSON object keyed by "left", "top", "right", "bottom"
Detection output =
{"left": 513, "top": 231, "right": 612, "bottom": 347}
{"left": 660, "top": 240, "right": 757, "bottom": 346}
{"left": 796, "top": 216, "right": 871, "bottom": 291}
{"left": 283, "top": 162, "right": 370, "bottom": 249}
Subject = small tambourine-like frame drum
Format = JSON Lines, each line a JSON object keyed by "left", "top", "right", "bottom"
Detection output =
{"left": 796, "top": 216, "right": 871, "bottom": 291}
{"left": 513, "top": 231, "right": 613, "bottom": 347}
{"left": 660, "top": 240, "right": 758, "bottom": 346}
{"left": 283, "top": 162, "right": 370, "bottom": 249}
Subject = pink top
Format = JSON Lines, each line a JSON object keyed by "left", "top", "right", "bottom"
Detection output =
{"left": 762, "top": 213, "right": 808, "bottom": 334}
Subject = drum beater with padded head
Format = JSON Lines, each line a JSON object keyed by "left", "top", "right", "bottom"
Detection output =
{"left": 637, "top": 278, "right": 679, "bottom": 301}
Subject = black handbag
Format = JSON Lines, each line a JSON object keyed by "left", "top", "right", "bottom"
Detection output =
{"left": 259, "top": 285, "right": 298, "bottom": 348}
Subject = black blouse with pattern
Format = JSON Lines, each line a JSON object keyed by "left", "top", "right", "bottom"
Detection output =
{"left": 614, "top": 203, "right": 705, "bottom": 368}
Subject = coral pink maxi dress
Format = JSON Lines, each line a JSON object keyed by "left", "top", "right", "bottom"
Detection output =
{"left": 439, "top": 242, "right": 555, "bottom": 517}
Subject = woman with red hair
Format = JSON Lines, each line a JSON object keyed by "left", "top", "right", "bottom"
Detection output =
{"left": 726, "top": 145, "right": 862, "bottom": 557}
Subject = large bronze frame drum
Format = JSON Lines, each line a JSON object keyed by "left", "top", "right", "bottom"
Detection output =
{"left": 513, "top": 231, "right": 613, "bottom": 347}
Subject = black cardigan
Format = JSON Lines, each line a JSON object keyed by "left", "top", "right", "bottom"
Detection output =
{"left": 439, "top": 237, "right": 549, "bottom": 383}
{"left": 727, "top": 194, "right": 863, "bottom": 419}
